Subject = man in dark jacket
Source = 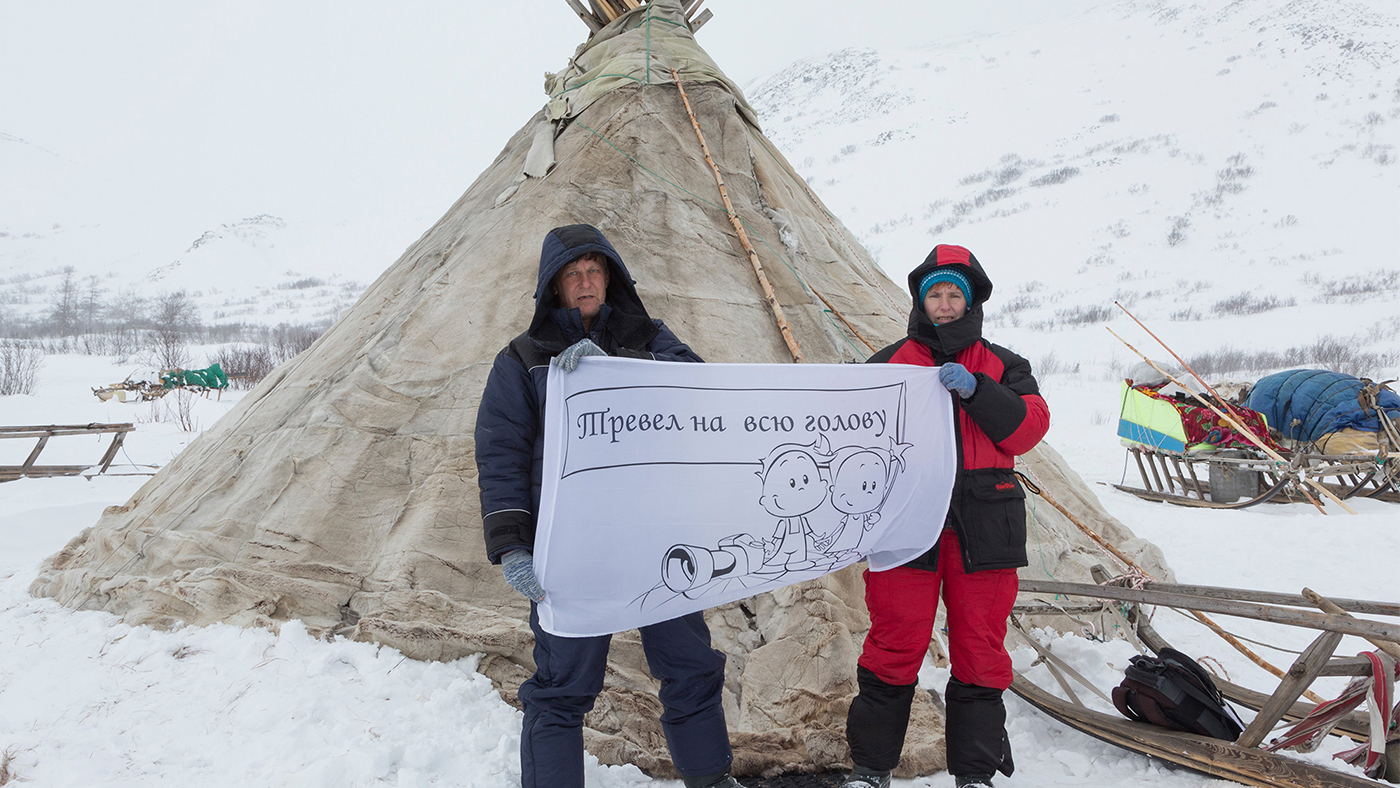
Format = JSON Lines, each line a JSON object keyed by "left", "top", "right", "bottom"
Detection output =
{"left": 474, "top": 224, "right": 746, "bottom": 788}
{"left": 840, "top": 245, "right": 1050, "bottom": 788}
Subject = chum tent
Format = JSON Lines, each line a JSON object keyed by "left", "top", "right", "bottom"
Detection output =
{"left": 31, "top": 1, "right": 1173, "bottom": 777}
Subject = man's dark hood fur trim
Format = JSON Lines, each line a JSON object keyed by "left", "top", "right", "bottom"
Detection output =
{"left": 527, "top": 224, "right": 658, "bottom": 353}
{"left": 904, "top": 244, "right": 994, "bottom": 358}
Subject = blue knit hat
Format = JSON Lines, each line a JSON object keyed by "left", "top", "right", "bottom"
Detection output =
{"left": 918, "top": 267, "right": 973, "bottom": 306}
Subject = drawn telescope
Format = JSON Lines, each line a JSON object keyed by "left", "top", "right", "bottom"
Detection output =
{"left": 661, "top": 534, "right": 770, "bottom": 594}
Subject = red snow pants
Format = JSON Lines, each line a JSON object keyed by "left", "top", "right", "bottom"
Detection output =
{"left": 858, "top": 527, "right": 1018, "bottom": 689}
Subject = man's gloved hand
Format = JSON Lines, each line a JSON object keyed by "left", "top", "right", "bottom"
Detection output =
{"left": 553, "top": 338, "right": 606, "bottom": 372}
{"left": 939, "top": 363, "right": 977, "bottom": 399}
{"left": 501, "top": 549, "right": 546, "bottom": 602}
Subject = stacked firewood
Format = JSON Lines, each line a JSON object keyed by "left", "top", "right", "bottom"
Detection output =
{"left": 563, "top": 0, "right": 711, "bottom": 34}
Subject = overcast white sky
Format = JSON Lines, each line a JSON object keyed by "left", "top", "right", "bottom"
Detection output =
{"left": 1, "top": 1, "right": 1104, "bottom": 232}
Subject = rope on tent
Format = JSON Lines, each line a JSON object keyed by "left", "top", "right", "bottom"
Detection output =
{"left": 670, "top": 66, "right": 805, "bottom": 363}
{"left": 1016, "top": 463, "right": 1327, "bottom": 703}
{"left": 809, "top": 288, "right": 878, "bottom": 354}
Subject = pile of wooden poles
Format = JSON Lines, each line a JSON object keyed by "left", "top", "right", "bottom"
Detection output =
{"left": 563, "top": 0, "right": 712, "bottom": 34}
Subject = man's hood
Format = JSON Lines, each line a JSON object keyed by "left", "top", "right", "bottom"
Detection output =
{"left": 528, "top": 224, "right": 656, "bottom": 347}
{"left": 903, "top": 244, "right": 994, "bottom": 357}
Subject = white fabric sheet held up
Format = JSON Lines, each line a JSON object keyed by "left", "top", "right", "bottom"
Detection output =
{"left": 535, "top": 358, "right": 957, "bottom": 637}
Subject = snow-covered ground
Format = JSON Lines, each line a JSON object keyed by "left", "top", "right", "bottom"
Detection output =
{"left": 5, "top": 0, "right": 1400, "bottom": 785}
{"left": 3, "top": 346, "right": 1396, "bottom": 786}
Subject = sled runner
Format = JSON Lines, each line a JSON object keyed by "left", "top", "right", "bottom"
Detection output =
{"left": 1013, "top": 576, "right": 1400, "bottom": 786}
{"left": 0, "top": 423, "right": 138, "bottom": 482}
{"left": 1112, "top": 371, "right": 1400, "bottom": 508}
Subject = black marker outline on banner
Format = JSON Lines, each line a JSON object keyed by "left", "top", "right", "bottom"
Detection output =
{"left": 554, "top": 380, "right": 915, "bottom": 614}
{"left": 559, "top": 382, "right": 907, "bottom": 480}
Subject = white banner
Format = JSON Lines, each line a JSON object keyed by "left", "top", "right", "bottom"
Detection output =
{"left": 534, "top": 357, "right": 957, "bottom": 637}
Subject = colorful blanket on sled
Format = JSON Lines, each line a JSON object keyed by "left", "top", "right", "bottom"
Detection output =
{"left": 1132, "top": 386, "right": 1283, "bottom": 453}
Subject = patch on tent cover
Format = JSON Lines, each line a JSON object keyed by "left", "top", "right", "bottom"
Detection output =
{"left": 534, "top": 357, "right": 956, "bottom": 637}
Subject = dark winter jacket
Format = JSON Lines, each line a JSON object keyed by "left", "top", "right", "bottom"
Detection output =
{"left": 867, "top": 244, "right": 1050, "bottom": 573}
{"left": 475, "top": 224, "right": 702, "bottom": 564}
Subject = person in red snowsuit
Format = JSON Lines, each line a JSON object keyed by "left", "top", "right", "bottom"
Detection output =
{"left": 840, "top": 245, "right": 1050, "bottom": 788}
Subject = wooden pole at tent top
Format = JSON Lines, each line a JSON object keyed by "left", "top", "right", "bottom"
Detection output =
{"left": 670, "top": 66, "right": 805, "bottom": 363}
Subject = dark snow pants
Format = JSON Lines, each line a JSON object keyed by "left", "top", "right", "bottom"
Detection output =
{"left": 846, "top": 528, "right": 1018, "bottom": 778}
{"left": 519, "top": 604, "right": 732, "bottom": 788}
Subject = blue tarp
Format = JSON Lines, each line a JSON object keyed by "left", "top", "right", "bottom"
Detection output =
{"left": 1244, "top": 369, "right": 1400, "bottom": 442}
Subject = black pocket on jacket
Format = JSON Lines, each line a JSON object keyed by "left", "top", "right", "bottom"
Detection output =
{"left": 958, "top": 468, "right": 1028, "bottom": 570}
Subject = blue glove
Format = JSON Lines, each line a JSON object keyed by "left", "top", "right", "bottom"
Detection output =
{"left": 501, "top": 549, "right": 545, "bottom": 602}
{"left": 939, "top": 363, "right": 977, "bottom": 399}
{"left": 553, "top": 338, "right": 606, "bottom": 373}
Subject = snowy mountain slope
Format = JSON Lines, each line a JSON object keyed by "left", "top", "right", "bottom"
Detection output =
{"left": 748, "top": 0, "right": 1400, "bottom": 383}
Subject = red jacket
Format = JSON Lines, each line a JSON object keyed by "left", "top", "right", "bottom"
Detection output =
{"left": 869, "top": 245, "right": 1050, "bottom": 572}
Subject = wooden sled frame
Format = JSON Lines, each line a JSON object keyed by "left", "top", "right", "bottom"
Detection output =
{"left": 1114, "top": 444, "right": 1399, "bottom": 508}
{"left": 1013, "top": 576, "right": 1400, "bottom": 786}
{"left": 0, "top": 423, "right": 140, "bottom": 482}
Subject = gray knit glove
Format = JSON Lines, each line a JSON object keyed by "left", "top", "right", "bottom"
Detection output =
{"left": 939, "top": 362, "right": 977, "bottom": 399}
{"left": 553, "top": 338, "right": 606, "bottom": 372}
{"left": 501, "top": 549, "right": 545, "bottom": 602}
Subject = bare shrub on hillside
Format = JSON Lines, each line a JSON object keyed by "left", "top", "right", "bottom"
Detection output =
{"left": 1099, "top": 114, "right": 1120, "bottom": 123}
{"left": 1054, "top": 304, "right": 1114, "bottom": 326}
{"left": 1217, "top": 155, "right": 1254, "bottom": 183}
{"left": 139, "top": 389, "right": 201, "bottom": 432}
{"left": 210, "top": 344, "right": 276, "bottom": 390}
{"left": 277, "top": 277, "right": 327, "bottom": 291}
{"left": 1000, "top": 295, "right": 1040, "bottom": 313}
{"left": 1171, "top": 307, "right": 1203, "bottom": 322}
{"left": 270, "top": 323, "right": 323, "bottom": 362}
{"left": 148, "top": 290, "right": 199, "bottom": 370}
{"left": 1211, "top": 292, "right": 1296, "bottom": 316}
{"left": 1, "top": 746, "right": 24, "bottom": 785}
{"left": 1305, "top": 269, "right": 1400, "bottom": 303}
{"left": 1036, "top": 351, "right": 1080, "bottom": 376}
{"left": 1187, "top": 336, "right": 1399, "bottom": 379}
{"left": 1028, "top": 167, "right": 1079, "bottom": 187}
{"left": 0, "top": 340, "right": 43, "bottom": 396}
{"left": 1166, "top": 215, "right": 1191, "bottom": 247}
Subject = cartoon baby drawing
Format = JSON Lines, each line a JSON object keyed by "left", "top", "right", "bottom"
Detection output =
{"left": 756, "top": 435, "right": 832, "bottom": 571}
{"left": 812, "top": 438, "right": 911, "bottom": 556}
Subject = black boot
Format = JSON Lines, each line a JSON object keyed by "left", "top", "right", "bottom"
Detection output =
{"left": 945, "top": 678, "right": 1014, "bottom": 779}
{"left": 839, "top": 764, "right": 892, "bottom": 788}
{"left": 954, "top": 775, "right": 995, "bottom": 787}
{"left": 682, "top": 771, "right": 747, "bottom": 788}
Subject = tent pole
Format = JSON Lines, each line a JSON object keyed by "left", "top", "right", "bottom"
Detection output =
{"left": 670, "top": 67, "right": 805, "bottom": 362}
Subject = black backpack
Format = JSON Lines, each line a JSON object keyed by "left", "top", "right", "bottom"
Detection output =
{"left": 1112, "top": 647, "right": 1245, "bottom": 741}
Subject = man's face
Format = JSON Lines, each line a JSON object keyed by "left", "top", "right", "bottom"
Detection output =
{"left": 554, "top": 255, "right": 610, "bottom": 322}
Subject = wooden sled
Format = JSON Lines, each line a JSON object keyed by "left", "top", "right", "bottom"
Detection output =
{"left": 1113, "top": 446, "right": 1399, "bottom": 509}
{"left": 1114, "top": 380, "right": 1399, "bottom": 508}
{"left": 1014, "top": 577, "right": 1400, "bottom": 786}
{"left": 1010, "top": 673, "right": 1382, "bottom": 787}
{"left": 0, "top": 423, "right": 140, "bottom": 482}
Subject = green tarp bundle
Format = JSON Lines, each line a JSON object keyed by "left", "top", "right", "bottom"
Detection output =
{"left": 162, "top": 363, "right": 228, "bottom": 390}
